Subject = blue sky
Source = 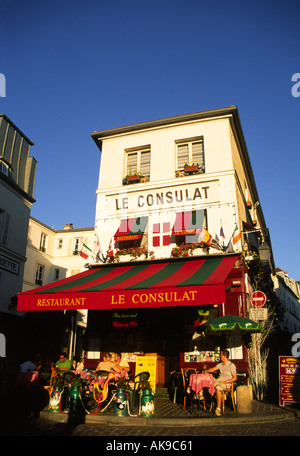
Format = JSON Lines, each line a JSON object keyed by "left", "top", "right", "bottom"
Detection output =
{"left": 1, "top": 0, "right": 299, "bottom": 279}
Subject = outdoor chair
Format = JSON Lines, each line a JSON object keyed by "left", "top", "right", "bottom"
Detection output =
{"left": 132, "top": 371, "right": 150, "bottom": 409}
{"left": 181, "top": 368, "right": 197, "bottom": 410}
{"left": 222, "top": 382, "right": 236, "bottom": 413}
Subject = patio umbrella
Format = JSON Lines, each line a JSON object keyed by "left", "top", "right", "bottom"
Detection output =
{"left": 202, "top": 315, "right": 261, "bottom": 334}
{"left": 199, "top": 315, "right": 262, "bottom": 357}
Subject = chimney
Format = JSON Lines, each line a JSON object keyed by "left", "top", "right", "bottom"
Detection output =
{"left": 64, "top": 223, "right": 74, "bottom": 230}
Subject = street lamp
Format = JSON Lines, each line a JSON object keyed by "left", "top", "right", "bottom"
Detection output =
{"left": 258, "top": 242, "right": 271, "bottom": 262}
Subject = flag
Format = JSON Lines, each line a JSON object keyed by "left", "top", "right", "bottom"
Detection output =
{"left": 220, "top": 226, "right": 225, "bottom": 239}
{"left": 233, "top": 226, "right": 242, "bottom": 245}
{"left": 80, "top": 243, "right": 92, "bottom": 260}
{"left": 202, "top": 228, "right": 212, "bottom": 246}
{"left": 107, "top": 238, "right": 114, "bottom": 258}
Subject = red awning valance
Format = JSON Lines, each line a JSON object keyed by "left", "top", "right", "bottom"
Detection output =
{"left": 17, "top": 255, "right": 239, "bottom": 312}
{"left": 172, "top": 210, "right": 205, "bottom": 235}
{"left": 114, "top": 217, "right": 148, "bottom": 241}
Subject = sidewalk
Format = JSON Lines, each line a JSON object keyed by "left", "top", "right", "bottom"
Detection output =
{"left": 40, "top": 395, "right": 300, "bottom": 427}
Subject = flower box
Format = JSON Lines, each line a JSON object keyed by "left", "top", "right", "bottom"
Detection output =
{"left": 118, "top": 254, "right": 132, "bottom": 262}
{"left": 126, "top": 175, "right": 141, "bottom": 183}
{"left": 184, "top": 165, "right": 199, "bottom": 173}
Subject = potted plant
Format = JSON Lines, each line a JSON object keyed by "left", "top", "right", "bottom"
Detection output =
{"left": 114, "top": 377, "right": 130, "bottom": 416}
{"left": 115, "top": 246, "right": 154, "bottom": 262}
{"left": 139, "top": 380, "right": 154, "bottom": 417}
{"left": 49, "top": 374, "right": 65, "bottom": 412}
{"left": 184, "top": 162, "right": 199, "bottom": 173}
{"left": 125, "top": 169, "right": 142, "bottom": 184}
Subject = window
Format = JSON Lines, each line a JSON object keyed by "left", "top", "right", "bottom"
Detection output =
{"left": 176, "top": 139, "right": 205, "bottom": 175}
{"left": 54, "top": 268, "right": 60, "bottom": 281}
{"left": 0, "top": 210, "right": 10, "bottom": 246}
{"left": 73, "top": 238, "right": 81, "bottom": 255}
{"left": 57, "top": 239, "right": 63, "bottom": 249}
{"left": 124, "top": 147, "right": 150, "bottom": 184}
{"left": 175, "top": 209, "right": 208, "bottom": 245}
{"left": 35, "top": 264, "right": 44, "bottom": 286}
{"left": 39, "top": 233, "right": 47, "bottom": 252}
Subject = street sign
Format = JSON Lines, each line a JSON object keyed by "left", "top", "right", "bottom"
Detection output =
{"left": 251, "top": 291, "right": 266, "bottom": 307}
{"left": 249, "top": 307, "right": 268, "bottom": 321}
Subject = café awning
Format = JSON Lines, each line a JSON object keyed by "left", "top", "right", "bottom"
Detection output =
{"left": 17, "top": 255, "right": 239, "bottom": 312}
{"left": 114, "top": 217, "right": 148, "bottom": 241}
{"left": 172, "top": 210, "right": 205, "bottom": 235}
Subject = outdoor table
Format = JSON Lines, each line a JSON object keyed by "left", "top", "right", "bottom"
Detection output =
{"left": 187, "top": 373, "right": 215, "bottom": 396}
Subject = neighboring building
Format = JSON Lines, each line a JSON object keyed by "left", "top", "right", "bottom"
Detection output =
{"left": 18, "top": 107, "right": 275, "bottom": 380}
{"left": 0, "top": 114, "right": 37, "bottom": 360}
{"left": 22, "top": 217, "right": 95, "bottom": 359}
{"left": 273, "top": 268, "right": 300, "bottom": 334}
{"left": 23, "top": 217, "right": 95, "bottom": 292}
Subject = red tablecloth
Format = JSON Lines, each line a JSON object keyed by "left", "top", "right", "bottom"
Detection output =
{"left": 188, "top": 373, "right": 215, "bottom": 396}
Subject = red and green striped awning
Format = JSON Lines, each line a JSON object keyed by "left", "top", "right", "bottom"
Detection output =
{"left": 114, "top": 217, "right": 148, "bottom": 241}
{"left": 172, "top": 210, "right": 204, "bottom": 235}
{"left": 17, "top": 255, "right": 238, "bottom": 311}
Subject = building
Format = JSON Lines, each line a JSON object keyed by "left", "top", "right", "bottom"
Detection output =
{"left": 22, "top": 217, "right": 95, "bottom": 360}
{"left": 0, "top": 114, "right": 37, "bottom": 361}
{"left": 273, "top": 268, "right": 300, "bottom": 334}
{"left": 18, "top": 107, "right": 274, "bottom": 381}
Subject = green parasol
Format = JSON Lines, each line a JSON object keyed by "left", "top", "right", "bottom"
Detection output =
{"left": 202, "top": 315, "right": 261, "bottom": 333}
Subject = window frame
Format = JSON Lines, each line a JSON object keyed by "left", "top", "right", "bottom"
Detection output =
{"left": 35, "top": 263, "right": 45, "bottom": 286}
{"left": 124, "top": 146, "right": 151, "bottom": 184}
{"left": 175, "top": 137, "right": 205, "bottom": 174}
{"left": 39, "top": 232, "right": 47, "bottom": 253}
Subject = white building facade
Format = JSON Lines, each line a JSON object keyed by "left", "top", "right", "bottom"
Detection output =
{"left": 23, "top": 218, "right": 95, "bottom": 293}
{"left": 92, "top": 107, "right": 266, "bottom": 263}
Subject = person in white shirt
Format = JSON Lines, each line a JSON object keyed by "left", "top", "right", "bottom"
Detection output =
{"left": 204, "top": 349, "right": 237, "bottom": 416}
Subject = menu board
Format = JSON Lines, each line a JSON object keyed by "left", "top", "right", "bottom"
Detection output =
{"left": 279, "top": 356, "right": 300, "bottom": 406}
{"left": 135, "top": 356, "right": 157, "bottom": 392}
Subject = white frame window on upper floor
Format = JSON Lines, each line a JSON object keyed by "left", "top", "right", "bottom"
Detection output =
{"left": 35, "top": 263, "right": 44, "bottom": 286}
{"left": 123, "top": 147, "right": 151, "bottom": 185}
{"left": 73, "top": 238, "right": 82, "bottom": 255}
{"left": 176, "top": 137, "right": 205, "bottom": 177}
{"left": 39, "top": 232, "right": 47, "bottom": 253}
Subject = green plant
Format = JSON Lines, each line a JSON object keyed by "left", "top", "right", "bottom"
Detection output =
{"left": 115, "top": 377, "right": 130, "bottom": 390}
{"left": 70, "top": 375, "right": 83, "bottom": 388}
{"left": 52, "top": 374, "right": 66, "bottom": 390}
{"left": 170, "top": 242, "right": 208, "bottom": 257}
{"left": 139, "top": 380, "right": 151, "bottom": 390}
{"left": 115, "top": 246, "right": 154, "bottom": 260}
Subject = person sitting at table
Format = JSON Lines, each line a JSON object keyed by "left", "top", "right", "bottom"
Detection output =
{"left": 203, "top": 349, "right": 237, "bottom": 416}
{"left": 55, "top": 352, "right": 72, "bottom": 371}
{"left": 113, "top": 352, "right": 130, "bottom": 372}
{"left": 95, "top": 352, "right": 114, "bottom": 372}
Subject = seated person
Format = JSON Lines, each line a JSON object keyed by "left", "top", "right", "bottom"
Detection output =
{"left": 55, "top": 352, "right": 72, "bottom": 371}
{"left": 96, "top": 352, "right": 114, "bottom": 372}
{"left": 113, "top": 352, "right": 130, "bottom": 372}
{"left": 204, "top": 349, "right": 237, "bottom": 416}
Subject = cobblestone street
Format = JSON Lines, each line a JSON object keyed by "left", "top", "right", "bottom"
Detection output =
{"left": 2, "top": 414, "right": 300, "bottom": 438}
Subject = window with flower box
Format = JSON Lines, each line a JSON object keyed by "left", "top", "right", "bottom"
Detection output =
{"left": 123, "top": 147, "right": 151, "bottom": 184}
{"left": 176, "top": 138, "right": 205, "bottom": 176}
